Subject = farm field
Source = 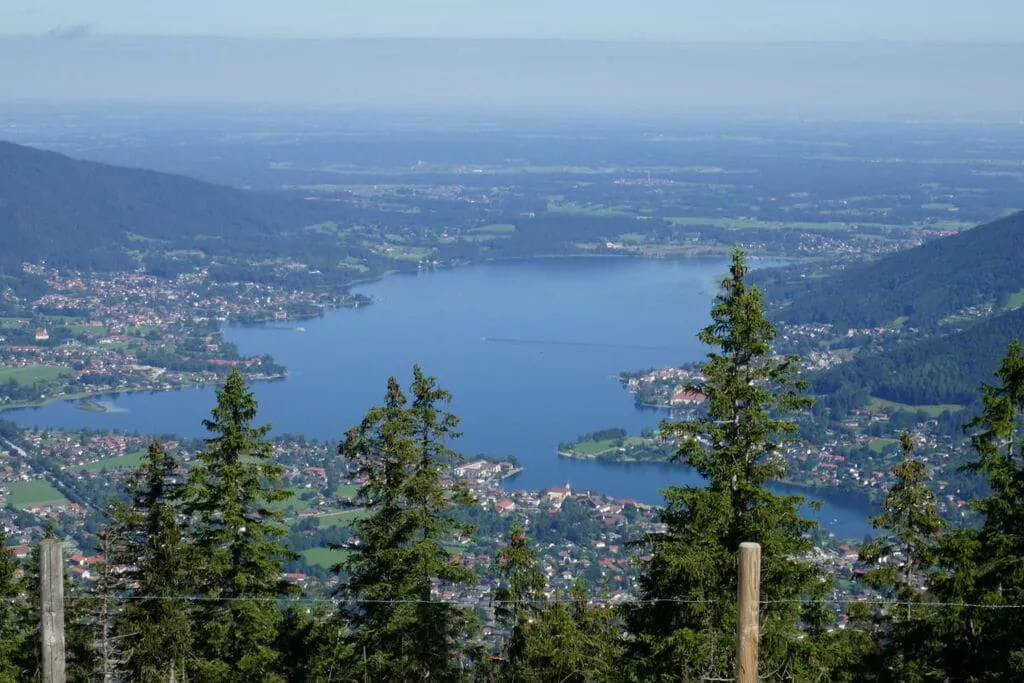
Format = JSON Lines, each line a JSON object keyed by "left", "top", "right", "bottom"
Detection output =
{"left": 2, "top": 480, "right": 69, "bottom": 508}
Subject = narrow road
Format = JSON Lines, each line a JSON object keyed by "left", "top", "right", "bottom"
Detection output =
{"left": 1, "top": 436, "right": 28, "bottom": 458}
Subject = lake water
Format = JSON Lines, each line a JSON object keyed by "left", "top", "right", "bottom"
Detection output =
{"left": 8, "top": 257, "right": 876, "bottom": 539}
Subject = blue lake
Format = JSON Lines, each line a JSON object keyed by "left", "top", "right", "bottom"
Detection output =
{"left": 8, "top": 257, "right": 876, "bottom": 539}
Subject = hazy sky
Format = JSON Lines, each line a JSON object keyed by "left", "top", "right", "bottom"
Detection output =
{"left": 1, "top": 2, "right": 1023, "bottom": 119}
{"left": 2, "top": 0, "right": 1023, "bottom": 42}
{"left": 3, "top": 37, "right": 1023, "bottom": 120}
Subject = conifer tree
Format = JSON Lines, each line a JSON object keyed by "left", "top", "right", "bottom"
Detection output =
{"left": 513, "top": 579, "right": 621, "bottom": 683}
{"left": 626, "top": 249, "right": 834, "bottom": 680}
{"left": 275, "top": 601, "right": 343, "bottom": 682}
{"left": 181, "top": 369, "right": 295, "bottom": 682}
{"left": 0, "top": 528, "right": 30, "bottom": 683}
{"left": 336, "top": 366, "right": 476, "bottom": 681}
{"left": 922, "top": 340, "right": 1024, "bottom": 679}
{"left": 860, "top": 432, "right": 944, "bottom": 605}
{"left": 89, "top": 524, "right": 127, "bottom": 681}
{"left": 493, "top": 523, "right": 547, "bottom": 678}
{"left": 104, "top": 441, "right": 192, "bottom": 682}
{"left": 857, "top": 432, "right": 944, "bottom": 679}
{"left": 491, "top": 527, "right": 621, "bottom": 682}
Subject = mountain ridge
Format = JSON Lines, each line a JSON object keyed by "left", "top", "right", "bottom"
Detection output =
{"left": 763, "top": 211, "right": 1024, "bottom": 407}
{"left": 0, "top": 140, "right": 346, "bottom": 273}
{"left": 769, "top": 210, "right": 1024, "bottom": 330}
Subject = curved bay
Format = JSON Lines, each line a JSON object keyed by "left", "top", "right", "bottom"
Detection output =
{"left": 8, "top": 257, "right": 875, "bottom": 538}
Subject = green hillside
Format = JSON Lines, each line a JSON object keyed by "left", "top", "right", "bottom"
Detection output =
{"left": 769, "top": 211, "right": 1024, "bottom": 329}
{"left": 0, "top": 140, "right": 366, "bottom": 276}
{"left": 814, "top": 304, "right": 1024, "bottom": 406}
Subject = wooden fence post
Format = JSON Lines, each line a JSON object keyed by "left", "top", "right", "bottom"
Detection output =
{"left": 736, "top": 542, "right": 761, "bottom": 683}
{"left": 40, "top": 537, "right": 66, "bottom": 683}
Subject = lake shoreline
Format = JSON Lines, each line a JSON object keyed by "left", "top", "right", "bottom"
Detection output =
{"left": 3, "top": 256, "right": 876, "bottom": 540}
{"left": 0, "top": 373, "right": 287, "bottom": 414}
{"left": 557, "top": 448, "right": 878, "bottom": 517}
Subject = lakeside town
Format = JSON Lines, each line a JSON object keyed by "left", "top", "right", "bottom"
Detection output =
{"left": 0, "top": 257, "right": 983, "bottom": 610}
{"left": 0, "top": 263, "right": 368, "bottom": 410}
{"left": 0, "top": 424, "right": 870, "bottom": 611}
{"left": 555, "top": 350, "right": 977, "bottom": 523}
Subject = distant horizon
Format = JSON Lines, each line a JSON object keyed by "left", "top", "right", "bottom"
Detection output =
{"left": 3, "top": 101, "right": 1022, "bottom": 127}
{"left": 4, "top": 33, "right": 1024, "bottom": 45}
{"left": 2, "top": 36, "right": 1023, "bottom": 120}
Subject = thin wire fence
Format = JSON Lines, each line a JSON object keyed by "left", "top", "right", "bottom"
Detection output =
{"left": 0, "top": 594, "right": 1018, "bottom": 610}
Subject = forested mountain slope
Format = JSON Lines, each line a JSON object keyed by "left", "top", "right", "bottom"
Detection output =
{"left": 770, "top": 211, "right": 1024, "bottom": 329}
{"left": 0, "top": 140, "right": 345, "bottom": 273}
{"left": 814, "top": 304, "right": 1024, "bottom": 406}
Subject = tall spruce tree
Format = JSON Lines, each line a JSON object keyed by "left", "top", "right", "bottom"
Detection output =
{"left": 921, "top": 340, "right": 1024, "bottom": 679}
{"left": 335, "top": 366, "right": 476, "bottom": 681}
{"left": 0, "top": 528, "right": 30, "bottom": 683}
{"left": 274, "top": 601, "right": 343, "bottom": 683}
{"left": 493, "top": 523, "right": 547, "bottom": 678}
{"left": 492, "top": 527, "right": 620, "bottom": 682}
{"left": 857, "top": 432, "right": 944, "bottom": 679}
{"left": 859, "top": 432, "right": 945, "bottom": 604}
{"left": 181, "top": 369, "right": 295, "bottom": 682}
{"left": 104, "top": 441, "right": 193, "bottom": 682}
{"left": 89, "top": 524, "right": 127, "bottom": 681}
{"left": 513, "top": 578, "right": 622, "bottom": 683}
{"left": 626, "top": 249, "right": 835, "bottom": 681}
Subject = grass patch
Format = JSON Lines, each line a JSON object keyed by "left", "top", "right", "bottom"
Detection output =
{"left": 667, "top": 216, "right": 901, "bottom": 232}
{"left": 301, "top": 546, "right": 349, "bottom": 568}
{"left": 302, "top": 221, "right": 341, "bottom": 234}
{"left": 67, "top": 324, "right": 106, "bottom": 335}
{"left": 928, "top": 220, "right": 974, "bottom": 231}
{"left": 571, "top": 439, "right": 620, "bottom": 456}
{"left": 868, "top": 438, "right": 898, "bottom": 454}
{"left": 270, "top": 490, "right": 315, "bottom": 513}
{"left": 1005, "top": 289, "right": 1024, "bottom": 310}
{"left": 868, "top": 396, "right": 965, "bottom": 418}
{"left": 39, "top": 315, "right": 83, "bottom": 324}
{"left": 382, "top": 246, "right": 434, "bottom": 262}
{"left": 69, "top": 451, "right": 146, "bottom": 472}
{"left": 98, "top": 342, "right": 133, "bottom": 352}
{"left": 470, "top": 223, "right": 515, "bottom": 234}
{"left": 316, "top": 509, "right": 368, "bottom": 527}
{"left": 0, "top": 318, "right": 30, "bottom": 329}
{"left": 547, "top": 201, "right": 628, "bottom": 217}
{"left": 339, "top": 260, "right": 370, "bottom": 273}
{"left": 336, "top": 484, "right": 360, "bottom": 499}
{"left": 74, "top": 400, "right": 109, "bottom": 413}
{"left": 3, "top": 480, "right": 69, "bottom": 508}
{"left": 0, "top": 365, "right": 72, "bottom": 386}
{"left": 619, "top": 232, "right": 649, "bottom": 243}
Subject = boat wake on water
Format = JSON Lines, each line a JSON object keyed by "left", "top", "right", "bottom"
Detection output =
{"left": 481, "top": 336, "right": 678, "bottom": 352}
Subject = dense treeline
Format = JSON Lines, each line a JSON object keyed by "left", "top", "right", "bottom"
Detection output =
{"left": 769, "top": 210, "right": 1024, "bottom": 330}
{"left": 6, "top": 252, "right": 1024, "bottom": 680}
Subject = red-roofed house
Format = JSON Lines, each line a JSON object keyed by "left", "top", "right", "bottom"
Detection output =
{"left": 671, "top": 389, "right": 705, "bottom": 406}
